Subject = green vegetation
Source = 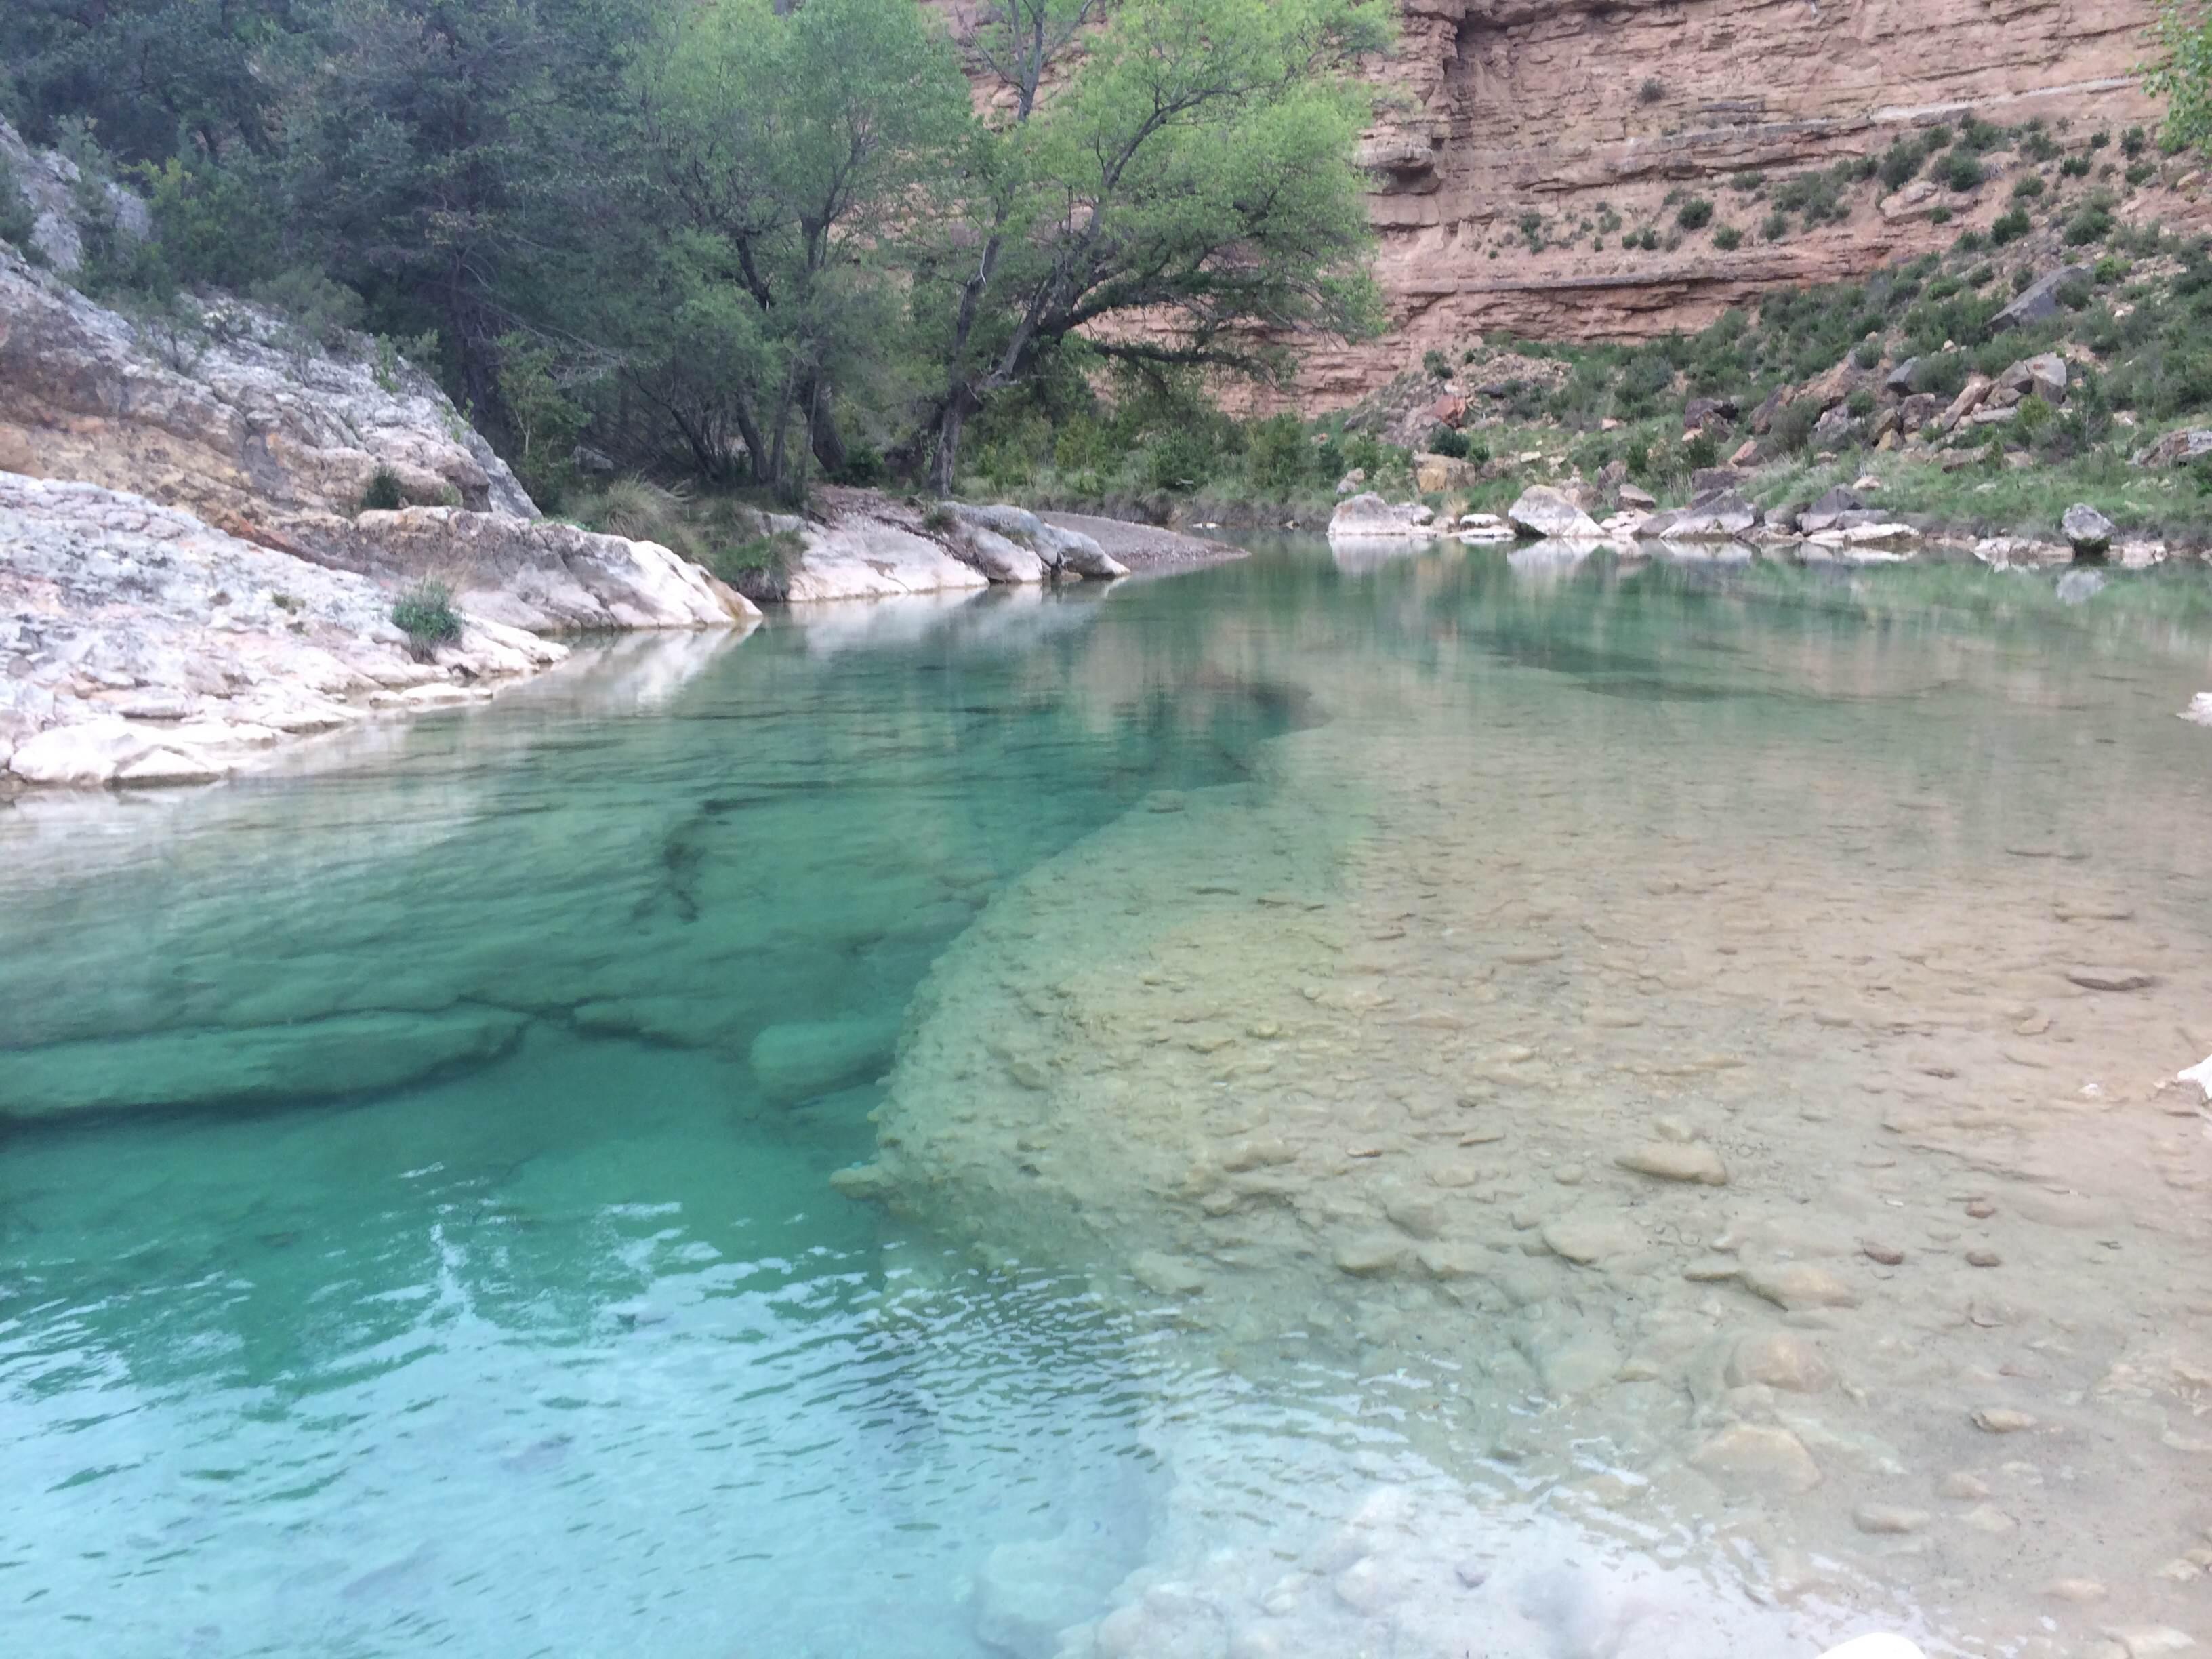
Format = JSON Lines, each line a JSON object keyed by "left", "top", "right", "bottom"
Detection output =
{"left": 1, "top": 0, "right": 1390, "bottom": 505}
{"left": 390, "top": 579, "right": 462, "bottom": 659}
{"left": 358, "top": 468, "right": 405, "bottom": 514}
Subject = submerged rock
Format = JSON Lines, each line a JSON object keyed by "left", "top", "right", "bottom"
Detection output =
{"left": 1615, "top": 1141, "right": 1729, "bottom": 1185}
{"left": 1689, "top": 1424, "right": 1822, "bottom": 1493}
{"left": 748, "top": 1017, "right": 901, "bottom": 1103}
{"left": 0, "top": 1006, "right": 530, "bottom": 1119}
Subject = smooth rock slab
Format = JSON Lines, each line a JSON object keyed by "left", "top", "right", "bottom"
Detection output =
{"left": 0, "top": 1008, "right": 530, "bottom": 1118}
{"left": 747, "top": 1017, "right": 901, "bottom": 1103}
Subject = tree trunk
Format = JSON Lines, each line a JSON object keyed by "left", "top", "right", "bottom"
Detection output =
{"left": 808, "top": 382, "right": 848, "bottom": 477}
{"left": 928, "top": 386, "right": 975, "bottom": 497}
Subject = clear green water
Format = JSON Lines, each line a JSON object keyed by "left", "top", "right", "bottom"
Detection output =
{"left": 7, "top": 546, "right": 2212, "bottom": 1658}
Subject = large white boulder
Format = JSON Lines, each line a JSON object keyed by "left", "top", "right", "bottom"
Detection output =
{"left": 1329, "top": 491, "right": 1438, "bottom": 540}
{"left": 1504, "top": 485, "right": 1604, "bottom": 541}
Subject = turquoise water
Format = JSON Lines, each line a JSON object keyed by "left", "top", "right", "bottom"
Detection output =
{"left": 9, "top": 546, "right": 2212, "bottom": 1658}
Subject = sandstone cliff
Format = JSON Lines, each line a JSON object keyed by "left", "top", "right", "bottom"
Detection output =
{"left": 1316, "top": 0, "right": 2178, "bottom": 399}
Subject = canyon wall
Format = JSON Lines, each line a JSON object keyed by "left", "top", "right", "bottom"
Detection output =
{"left": 1319, "top": 0, "right": 2169, "bottom": 399}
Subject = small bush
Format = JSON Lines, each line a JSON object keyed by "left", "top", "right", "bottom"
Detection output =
{"left": 1927, "top": 125, "right": 1954, "bottom": 150}
{"left": 708, "top": 529, "right": 804, "bottom": 585}
{"left": 1762, "top": 210, "right": 1790, "bottom": 241}
{"left": 2011, "top": 174, "right": 2047, "bottom": 200}
{"left": 2055, "top": 275, "right": 2093, "bottom": 310}
{"left": 1853, "top": 340, "right": 1883, "bottom": 369}
{"left": 2013, "top": 266, "right": 2036, "bottom": 294}
{"left": 1930, "top": 206, "right": 1954, "bottom": 224}
{"left": 392, "top": 580, "right": 462, "bottom": 660}
{"left": 1423, "top": 348, "right": 1452, "bottom": 380}
{"left": 1682, "top": 431, "right": 1719, "bottom": 470}
{"left": 1879, "top": 137, "right": 1926, "bottom": 190}
{"left": 2127, "top": 160, "right": 2157, "bottom": 187}
{"left": 2060, "top": 154, "right": 2091, "bottom": 180}
{"left": 1639, "top": 77, "right": 1666, "bottom": 105}
{"left": 359, "top": 468, "right": 406, "bottom": 513}
{"left": 1427, "top": 425, "right": 1470, "bottom": 459}
{"left": 1954, "top": 230, "right": 1986, "bottom": 254}
{"left": 1940, "top": 151, "right": 1985, "bottom": 192}
{"left": 2123, "top": 126, "right": 2148, "bottom": 158}
{"left": 1731, "top": 170, "right": 1767, "bottom": 194}
{"left": 0, "top": 152, "right": 39, "bottom": 253}
{"left": 1677, "top": 197, "right": 1713, "bottom": 230}
{"left": 2064, "top": 201, "right": 2114, "bottom": 246}
{"left": 1771, "top": 398, "right": 1822, "bottom": 455}
{"left": 1990, "top": 207, "right": 2031, "bottom": 245}
{"left": 573, "top": 477, "right": 702, "bottom": 560}
{"left": 2093, "top": 254, "right": 2130, "bottom": 285}
{"left": 921, "top": 503, "right": 957, "bottom": 534}
{"left": 1713, "top": 224, "right": 1742, "bottom": 251}
{"left": 249, "top": 267, "right": 365, "bottom": 360}
{"left": 1847, "top": 386, "right": 1877, "bottom": 419}
{"left": 1912, "top": 354, "right": 1970, "bottom": 398}
{"left": 2091, "top": 129, "right": 2111, "bottom": 151}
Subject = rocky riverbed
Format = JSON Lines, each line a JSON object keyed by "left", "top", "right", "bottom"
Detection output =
{"left": 842, "top": 587, "right": 2212, "bottom": 1659}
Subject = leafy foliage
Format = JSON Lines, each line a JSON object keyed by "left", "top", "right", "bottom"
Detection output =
{"left": 391, "top": 579, "right": 462, "bottom": 659}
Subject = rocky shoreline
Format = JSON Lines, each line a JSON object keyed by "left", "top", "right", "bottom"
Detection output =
{"left": 0, "top": 226, "right": 1235, "bottom": 794}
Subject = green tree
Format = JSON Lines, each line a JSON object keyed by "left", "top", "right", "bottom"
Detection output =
{"left": 631, "top": 0, "right": 970, "bottom": 498}
{"left": 917, "top": 0, "right": 1390, "bottom": 495}
{"left": 0, "top": 0, "right": 293, "bottom": 165}
{"left": 279, "top": 0, "right": 649, "bottom": 423}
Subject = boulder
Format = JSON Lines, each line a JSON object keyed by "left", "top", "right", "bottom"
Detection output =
{"left": 1798, "top": 487, "right": 1865, "bottom": 535}
{"left": 1992, "top": 266, "right": 2091, "bottom": 332}
{"left": 1884, "top": 358, "right": 1923, "bottom": 395}
{"left": 1334, "top": 468, "right": 1368, "bottom": 495}
{"left": 2062, "top": 503, "right": 2116, "bottom": 558}
{"left": 1810, "top": 404, "right": 1863, "bottom": 449}
{"left": 1618, "top": 483, "right": 1658, "bottom": 510}
{"left": 944, "top": 503, "right": 1128, "bottom": 581}
{"left": 2134, "top": 428, "right": 2212, "bottom": 468}
{"left": 1936, "top": 374, "right": 1994, "bottom": 434}
{"left": 1330, "top": 491, "right": 1439, "bottom": 539}
{"left": 1655, "top": 489, "right": 1761, "bottom": 541}
{"left": 1504, "top": 485, "right": 1605, "bottom": 541}
{"left": 301, "top": 506, "right": 754, "bottom": 630}
{"left": 1999, "top": 353, "right": 2068, "bottom": 404}
{"left": 1414, "top": 451, "right": 1477, "bottom": 492}
{"left": 957, "top": 525, "right": 1052, "bottom": 583}
{"left": 1690, "top": 466, "right": 1749, "bottom": 497}
{"left": 1684, "top": 396, "right": 1738, "bottom": 431}
{"left": 1898, "top": 392, "right": 1942, "bottom": 432}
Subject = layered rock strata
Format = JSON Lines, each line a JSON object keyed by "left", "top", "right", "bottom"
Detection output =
{"left": 1311, "top": 0, "right": 2173, "bottom": 396}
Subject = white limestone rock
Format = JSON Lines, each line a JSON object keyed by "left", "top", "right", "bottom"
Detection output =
{"left": 1505, "top": 485, "right": 1604, "bottom": 541}
{"left": 1330, "top": 491, "right": 1439, "bottom": 541}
